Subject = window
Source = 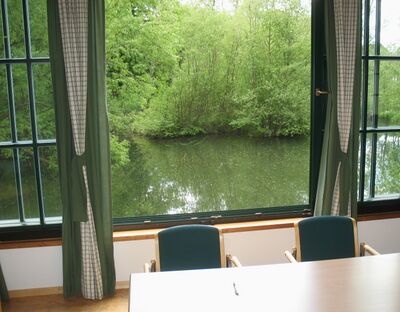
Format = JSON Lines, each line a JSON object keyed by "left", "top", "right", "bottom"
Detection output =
{"left": 0, "top": 0, "right": 62, "bottom": 238}
{"left": 0, "top": 0, "right": 398, "bottom": 241}
{"left": 107, "top": 0, "right": 314, "bottom": 226}
{"left": 359, "top": 0, "right": 400, "bottom": 213}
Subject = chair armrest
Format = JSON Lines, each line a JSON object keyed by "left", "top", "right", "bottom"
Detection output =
{"left": 360, "top": 243, "right": 380, "bottom": 256}
{"left": 144, "top": 262, "right": 151, "bottom": 273}
{"left": 144, "top": 260, "right": 156, "bottom": 272}
{"left": 284, "top": 249, "right": 298, "bottom": 263}
{"left": 226, "top": 254, "right": 242, "bottom": 267}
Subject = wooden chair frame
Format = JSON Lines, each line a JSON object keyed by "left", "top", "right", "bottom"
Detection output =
{"left": 285, "top": 217, "right": 379, "bottom": 263}
{"left": 145, "top": 227, "right": 241, "bottom": 272}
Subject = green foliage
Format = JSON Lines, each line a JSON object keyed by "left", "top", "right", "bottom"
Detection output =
{"left": 0, "top": 0, "right": 54, "bottom": 151}
{"left": 110, "top": 135, "right": 131, "bottom": 168}
{"left": 106, "top": 0, "right": 312, "bottom": 140}
{"left": 372, "top": 60, "right": 400, "bottom": 126}
{"left": 2, "top": 0, "right": 400, "bottom": 219}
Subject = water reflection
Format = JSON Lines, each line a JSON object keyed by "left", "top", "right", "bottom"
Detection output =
{"left": 364, "top": 133, "right": 400, "bottom": 198}
{"left": 1, "top": 134, "right": 398, "bottom": 220}
{"left": 112, "top": 135, "right": 310, "bottom": 218}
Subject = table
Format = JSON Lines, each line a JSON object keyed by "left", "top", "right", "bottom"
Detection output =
{"left": 129, "top": 253, "right": 400, "bottom": 312}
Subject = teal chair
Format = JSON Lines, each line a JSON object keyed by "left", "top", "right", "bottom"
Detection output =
{"left": 145, "top": 225, "right": 241, "bottom": 272}
{"left": 285, "top": 216, "right": 379, "bottom": 263}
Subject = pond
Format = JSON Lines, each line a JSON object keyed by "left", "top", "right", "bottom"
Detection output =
{"left": 1, "top": 134, "right": 399, "bottom": 222}
{"left": 111, "top": 135, "right": 310, "bottom": 218}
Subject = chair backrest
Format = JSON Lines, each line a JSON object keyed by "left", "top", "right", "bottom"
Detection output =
{"left": 295, "top": 216, "right": 359, "bottom": 262}
{"left": 155, "top": 224, "right": 225, "bottom": 271}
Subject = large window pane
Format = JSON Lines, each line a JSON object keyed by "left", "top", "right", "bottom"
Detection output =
{"left": 364, "top": 132, "right": 400, "bottom": 199}
{"left": 19, "top": 148, "right": 39, "bottom": 219}
{"left": 0, "top": 4, "right": 4, "bottom": 58}
{"left": 112, "top": 136, "right": 309, "bottom": 218}
{"left": 13, "top": 64, "right": 31, "bottom": 140}
{"left": 39, "top": 146, "right": 62, "bottom": 218}
{"left": 0, "top": 65, "right": 10, "bottom": 141}
{"left": 367, "top": 60, "right": 400, "bottom": 127}
{"left": 0, "top": 149, "right": 19, "bottom": 221}
{"left": 7, "top": 0, "right": 25, "bottom": 58}
{"left": 374, "top": 133, "right": 400, "bottom": 197}
{"left": 33, "top": 64, "right": 55, "bottom": 139}
{"left": 108, "top": 0, "right": 311, "bottom": 219}
{"left": 0, "top": 1, "right": 57, "bottom": 230}
{"left": 368, "top": 0, "right": 400, "bottom": 56}
{"left": 29, "top": 0, "right": 49, "bottom": 57}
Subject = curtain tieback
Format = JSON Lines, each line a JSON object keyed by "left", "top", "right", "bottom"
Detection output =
{"left": 70, "top": 153, "right": 88, "bottom": 222}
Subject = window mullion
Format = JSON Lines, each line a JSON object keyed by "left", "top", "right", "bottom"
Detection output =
{"left": 22, "top": 0, "right": 46, "bottom": 224}
{"left": 310, "top": 0, "right": 327, "bottom": 210}
{"left": 1, "top": 0, "right": 10, "bottom": 57}
{"left": 2, "top": 0, "right": 27, "bottom": 222}
{"left": 359, "top": 0, "right": 371, "bottom": 202}
{"left": 0, "top": 57, "right": 50, "bottom": 64}
{"left": 368, "top": 0, "right": 382, "bottom": 199}
{"left": 13, "top": 149, "right": 26, "bottom": 222}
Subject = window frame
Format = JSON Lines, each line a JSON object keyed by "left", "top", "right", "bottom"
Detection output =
{"left": 358, "top": 0, "right": 400, "bottom": 214}
{"left": 111, "top": 0, "right": 323, "bottom": 229}
{"left": 1, "top": 0, "right": 399, "bottom": 242}
{"left": 0, "top": 0, "right": 57, "bottom": 237}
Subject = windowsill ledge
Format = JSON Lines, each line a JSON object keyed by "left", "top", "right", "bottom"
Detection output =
{"left": 113, "top": 217, "right": 303, "bottom": 242}
{"left": 0, "top": 217, "right": 302, "bottom": 249}
{"left": 1, "top": 213, "right": 400, "bottom": 249}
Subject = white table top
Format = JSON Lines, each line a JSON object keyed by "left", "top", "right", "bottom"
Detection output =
{"left": 129, "top": 253, "right": 400, "bottom": 312}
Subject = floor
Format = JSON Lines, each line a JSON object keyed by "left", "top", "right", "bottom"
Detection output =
{"left": 2, "top": 289, "right": 129, "bottom": 312}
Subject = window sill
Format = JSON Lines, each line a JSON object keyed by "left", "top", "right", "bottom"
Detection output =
{"left": 0, "top": 217, "right": 302, "bottom": 249}
{"left": 1, "top": 213, "right": 400, "bottom": 250}
{"left": 113, "top": 217, "right": 303, "bottom": 242}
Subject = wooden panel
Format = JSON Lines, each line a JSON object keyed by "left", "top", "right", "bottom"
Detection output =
{"left": 3, "top": 289, "right": 129, "bottom": 312}
{"left": 357, "top": 213, "right": 400, "bottom": 222}
{"left": 6, "top": 281, "right": 129, "bottom": 299}
{"left": 0, "top": 239, "right": 61, "bottom": 250}
{"left": 9, "top": 287, "right": 63, "bottom": 298}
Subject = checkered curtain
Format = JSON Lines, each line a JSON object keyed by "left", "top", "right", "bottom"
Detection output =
{"left": 58, "top": 0, "right": 103, "bottom": 299}
{"left": 314, "top": 0, "right": 361, "bottom": 216}
{"left": 0, "top": 262, "right": 8, "bottom": 302}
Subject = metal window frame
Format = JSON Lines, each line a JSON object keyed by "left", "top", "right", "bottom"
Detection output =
{"left": 110, "top": 0, "right": 325, "bottom": 229}
{"left": 0, "top": 0, "right": 319, "bottom": 240}
{"left": 2, "top": 0, "right": 398, "bottom": 241}
{"left": 0, "top": 0, "right": 56, "bottom": 231}
{"left": 358, "top": 0, "right": 400, "bottom": 213}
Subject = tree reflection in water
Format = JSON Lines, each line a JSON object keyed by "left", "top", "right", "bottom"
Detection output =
{"left": 112, "top": 135, "right": 310, "bottom": 218}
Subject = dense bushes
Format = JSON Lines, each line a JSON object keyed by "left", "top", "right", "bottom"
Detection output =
{"left": 106, "top": 0, "right": 311, "bottom": 141}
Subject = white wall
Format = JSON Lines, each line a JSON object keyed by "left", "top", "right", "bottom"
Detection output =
{"left": 358, "top": 218, "right": 400, "bottom": 254}
{"left": 0, "top": 246, "right": 63, "bottom": 290}
{"left": 1, "top": 218, "right": 399, "bottom": 291}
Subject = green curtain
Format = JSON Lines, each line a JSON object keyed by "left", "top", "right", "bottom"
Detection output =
{"left": 86, "top": 0, "right": 116, "bottom": 297}
{"left": 314, "top": 0, "right": 362, "bottom": 217}
{"left": 0, "top": 263, "right": 8, "bottom": 302}
{"left": 47, "top": 0, "right": 115, "bottom": 299}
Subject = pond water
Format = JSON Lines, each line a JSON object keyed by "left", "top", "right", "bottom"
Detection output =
{"left": 2, "top": 134, "right": 399, "bottom": 222}
{"left": 111, "top": 135, "right": 310, "bottom": 218}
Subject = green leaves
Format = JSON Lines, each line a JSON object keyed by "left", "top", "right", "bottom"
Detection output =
{"left": 106, "top": 0, "right": 311, "bottom": 141}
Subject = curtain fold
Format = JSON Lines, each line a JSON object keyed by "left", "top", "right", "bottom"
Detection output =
{"left": 314, "top": 0, "right": 362, "bottom": 217}
{"left": 0, "top": 263, "right": 9, "bottom": 302}
{"left": 47, "top": 0, "right": 115, "bottom": 299}
{"left": 86, "top": 0, "right": 116, "bottom": 296}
